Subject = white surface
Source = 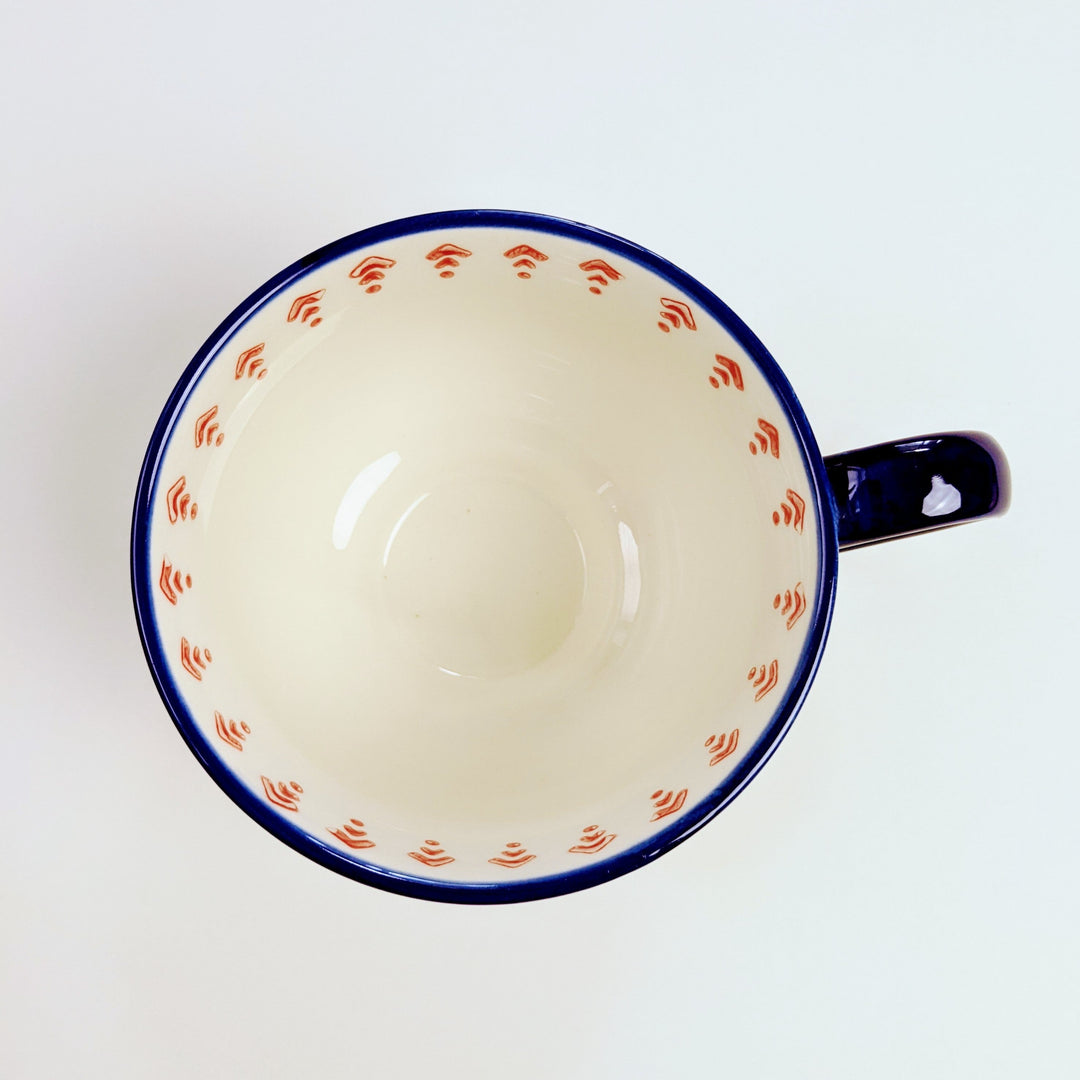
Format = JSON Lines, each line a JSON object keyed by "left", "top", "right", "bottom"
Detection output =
{"left": 145, "top": 219, "right": 820, "bottom": 882}
{"left": 1, "top": 1, "right": 1075, "bottom": 1076}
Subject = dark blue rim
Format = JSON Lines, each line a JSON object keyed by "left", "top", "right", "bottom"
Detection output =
{"left": 131, "top": 209, "right": 839, "bottom": 904}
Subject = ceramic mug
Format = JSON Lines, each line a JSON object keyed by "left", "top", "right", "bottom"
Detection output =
{"left": 131, "top": 210, "right": 1007, "bottom": 903}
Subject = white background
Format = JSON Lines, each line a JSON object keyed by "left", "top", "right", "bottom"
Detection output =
{"left": 2, "top": 2, "right": 1076, "bottom": 1077}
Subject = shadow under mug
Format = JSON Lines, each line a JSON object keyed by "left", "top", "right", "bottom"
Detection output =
{"left": 131, "top": 210, "right": 1008, "bottom": 903}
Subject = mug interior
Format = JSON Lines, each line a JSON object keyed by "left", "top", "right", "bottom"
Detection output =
{"left": 134, "top": 212, "right": 834, "bottom": 899}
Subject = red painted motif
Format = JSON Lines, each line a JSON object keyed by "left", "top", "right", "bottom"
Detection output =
{"left": 503, "top": 244, "right": 548, "bottom": 279}
{"left": 747, "top": 660, "right": 779, "bottom": 701}
{"left": 704, "top": 729, "right": 739, "bottom": 766}
{"left": 579, "top": 258, "right": 622, "bottom": 294}
{"left": 408, "top": 840, "right": 455, "bottom": 868}
{"left": 328, "top": 818, "right": 376, "bottom": 849}
{"left": 650, "top": 788, "right": 688, "bottom": 821}
{"left": 158, "top": 558, "right": 191, "bottom": 605}
{"left": 287, "top": 290, "right": 325, "bottom": 328}
{"left": 709, "top": 354, "right": 744, "bottom": 391}
{"left": 773, "top": 582, "right": 807, "bottom": 630}
{"left": 261, "top": 776, "right": 303, "bottom": 812}
{"left": 349, "top": 255, "right": 396, "bottom": 293}
{"left": 166, "top": 476, "right": 197, "bottom": 522}
{"left": 425, "top": 243, "right": 472, "bottom": 278}
{"left": 568, "top": 825, "right": 617, "bottom": 855}
{"left": 657, "top": 298, "right": 696, "bottom": 333}
{"left": 235, "top": 343, "right": 268, "bottom": 380}
{"left": 194, "top": 405, "right": 224, "bottom": 448}
{"left": 180, "top": 636, "right": 212, "bottom": 680}
{"left": 488, "top": 841, "right": 537, "bottom": 869}
{"left": 772, "top": 489, "right": 806, "bottom": 532}
{"left": 749, "top": 418, "right": 780, "bottom": 458}
{"left": 214, "top": 710, "right": 250, "bottom": 751}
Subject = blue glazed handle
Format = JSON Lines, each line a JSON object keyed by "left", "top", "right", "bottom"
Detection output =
{"left": 824, "top": 432, "right": 1009, "bottom": 550}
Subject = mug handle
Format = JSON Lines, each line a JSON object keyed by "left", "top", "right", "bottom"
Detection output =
{"left": 824, "top": 432, "right": 1010, "bottom": 550}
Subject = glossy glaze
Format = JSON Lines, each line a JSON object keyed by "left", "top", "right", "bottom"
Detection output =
{"left": 131, "top": 209, "right": 1003, "bottom": 903}
{"left": 825, "top": 433, "right": 1008, "bottom": 549}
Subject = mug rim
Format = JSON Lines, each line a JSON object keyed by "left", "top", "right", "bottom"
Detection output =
{"left": 131, "top": 209, "right": 839, "bottom": 903}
